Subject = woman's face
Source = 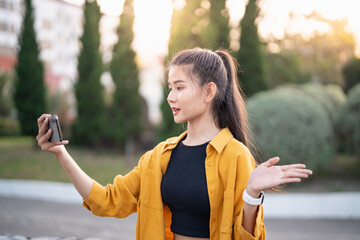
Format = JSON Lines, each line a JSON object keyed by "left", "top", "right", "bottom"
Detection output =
{"left": 167, "top": 65, "right": 209, "bottom": 124}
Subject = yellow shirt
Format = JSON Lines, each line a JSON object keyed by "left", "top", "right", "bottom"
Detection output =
{"left": 83, "top": 128, "right": 266, "bottom": 240}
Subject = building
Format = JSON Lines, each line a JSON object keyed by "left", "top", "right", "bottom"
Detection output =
{"left": 0, "top": 0, "right": 83, "bottom": 93}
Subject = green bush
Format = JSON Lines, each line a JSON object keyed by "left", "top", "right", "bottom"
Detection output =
{"left": 335, "top": 83, "right": 360, "bottom": 155}
{"left": 0, "top": 117, "right": 20, "bottom": 136}
{"left": 247, "top": 87, "right": 336, "bottom": 172}
{"left": 325, "top": 84, "right": 346, "bottom": 110}
{"left": 342, "top": 57, "right": 360, "bottom": 93}
{"left": 299, "top": 82, "right": 343, "bottom": 124}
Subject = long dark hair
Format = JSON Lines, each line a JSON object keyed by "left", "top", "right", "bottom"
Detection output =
{"left": 170, "top": 48, "right": 252, "bottom": 149}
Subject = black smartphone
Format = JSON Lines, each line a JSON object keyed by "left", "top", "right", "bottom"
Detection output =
{"left": 48, "top": 115, "right": 63, "bottom": 142}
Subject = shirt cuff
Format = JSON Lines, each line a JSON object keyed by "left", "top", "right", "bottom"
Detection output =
{"left": 233, "top": 204, "right": 266, "bottom": 240}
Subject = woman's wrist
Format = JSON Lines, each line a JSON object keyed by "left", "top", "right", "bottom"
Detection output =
{"left": 54, "top": 146, "right": 68, "bottom": 161}
{"left": 245, "top": 185, "right": 261, "bottom": 198}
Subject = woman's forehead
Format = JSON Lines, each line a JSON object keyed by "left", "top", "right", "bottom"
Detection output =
{"left": 168, "top": 65, "right": 198, "bottom": 84}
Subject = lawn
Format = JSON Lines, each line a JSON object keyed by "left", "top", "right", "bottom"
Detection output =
{"left": 0, "top": 136, "right": 359, "bottom": 192}
{"left": 0, "top": 136, "right": 141, "bottom": 186}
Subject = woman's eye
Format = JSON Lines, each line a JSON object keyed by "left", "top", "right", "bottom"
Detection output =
{"left": 168, "top": 88, "right": 172, "bottom": 92}
{"left": 177, "top": 87, "right": 183, "bottom": 91}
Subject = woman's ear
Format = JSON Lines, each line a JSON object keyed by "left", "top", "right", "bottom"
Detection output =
{"left": 205, "top": 82, "right": 217, "bottom": 102}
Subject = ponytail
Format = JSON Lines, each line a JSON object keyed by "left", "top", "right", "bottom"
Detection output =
{"left": 214, "top": 50, "right": 250, "bottom": 147}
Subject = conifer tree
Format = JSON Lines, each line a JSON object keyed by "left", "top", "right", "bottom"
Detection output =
{"left": 71, "top": 0, "right": 105, "bottom": 146}
{"left": 15, "top": 0, "right": 46, "bottom": 136}
{"left": 167, "top": 0, "right": 203, "bottom": 60}
{"left": 234, "top": 0, "right": 268, "bottom": 97}
{"left": 202, "top": 0, "right": 230, "bottom": 50}
{"left": 108, "top": 0, "right": 142, "bottom": 148}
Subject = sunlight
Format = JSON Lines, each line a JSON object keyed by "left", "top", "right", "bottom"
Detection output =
{"left": 67, "top": 0, "right": 360, "bottom": 58}
{"left": 133, "top": 0, "right": 173, "bottom": 64}
{"left": 97, "top": 0, "right": 124, "bottom": 16}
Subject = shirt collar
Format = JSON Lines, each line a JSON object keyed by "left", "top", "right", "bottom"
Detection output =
{"left": 161, "top": 127, "right": 233, "bottom": 154}
{"left": 161, "top": 131, "right": 188, "bottom": 153}
{"left": 209, "top": 127, "right": 233, "bottom": 153}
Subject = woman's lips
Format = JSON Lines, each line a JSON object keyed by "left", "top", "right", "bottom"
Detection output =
{"left": 171, "top": 107, "right": 180, "bottom": 115}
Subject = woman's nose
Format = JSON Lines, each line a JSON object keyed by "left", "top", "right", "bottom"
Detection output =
{"left": 167, "top": 90, "right": 176, "bottom": 103}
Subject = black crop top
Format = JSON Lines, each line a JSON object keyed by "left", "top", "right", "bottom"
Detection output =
{"left": 161, "top": 140, "right": 210, "bottom": 238}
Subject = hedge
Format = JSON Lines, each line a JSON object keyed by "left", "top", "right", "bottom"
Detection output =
{"left": 246, "top": 86, "right": 336, "bottom": 172}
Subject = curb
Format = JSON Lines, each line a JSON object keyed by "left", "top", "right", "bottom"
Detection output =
{"left": 1, "top": 179, "right": 359, "bottom": 219}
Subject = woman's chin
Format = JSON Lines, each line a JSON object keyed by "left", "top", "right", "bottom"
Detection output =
{"left": 174, "top": 118, "right": 185, "bottom": 124}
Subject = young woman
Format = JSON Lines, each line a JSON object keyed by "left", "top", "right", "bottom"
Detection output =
{"left": 36, "top": 48, "right": 312, "bottom": 240}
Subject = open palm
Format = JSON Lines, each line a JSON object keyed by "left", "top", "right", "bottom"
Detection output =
{"left": 246, "top": 157, "right": 313, "bottom": 196}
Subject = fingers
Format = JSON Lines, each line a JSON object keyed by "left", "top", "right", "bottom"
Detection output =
{"left": 37, "top": 128, "right": 53, "bottom": 147}
{"left": 281, "top": 163, "right": 307, "bottom": 171}
{"left": 37, "top": 114, "right": 51, "bottom": 129}
{"left": 263, "top": 157, "right": 280, "bottom": 167}
{"left": 281, "top": 167, "right": 313, "bottom": 186}
{"left": 36, "top": 114, "right": 51, "bottom": 142}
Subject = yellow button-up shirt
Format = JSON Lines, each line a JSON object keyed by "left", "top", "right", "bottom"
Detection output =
{"left": 83, "top": 128, "right": 266, "bottom": 240}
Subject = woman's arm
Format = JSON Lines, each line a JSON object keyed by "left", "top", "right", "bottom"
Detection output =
{"left": 243, "top": 157, "right": 312, "bottom": 235}
{"left": 36, "top": 114, "right": 93, "bottom": 199}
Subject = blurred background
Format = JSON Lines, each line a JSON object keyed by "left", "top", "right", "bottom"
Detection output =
{"left": 0, "top": 0, "right": 360, "bottom": 239}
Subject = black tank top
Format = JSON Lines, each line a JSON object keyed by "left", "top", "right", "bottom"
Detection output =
{"left": 161, "top": 140, "right": 210, "bottom": 238}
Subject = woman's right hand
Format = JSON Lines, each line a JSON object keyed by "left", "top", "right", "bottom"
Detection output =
{"left": 36, "top": 114, "right": 69, "bottom": 156}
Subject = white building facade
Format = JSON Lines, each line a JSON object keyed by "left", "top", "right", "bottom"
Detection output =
{"left": 0, "top": 0, "right": 83, "bottom": 93}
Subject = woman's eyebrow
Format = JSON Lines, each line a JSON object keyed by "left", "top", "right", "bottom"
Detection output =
{"left": 168, "top": 80, "right": 186, "bottom": 85}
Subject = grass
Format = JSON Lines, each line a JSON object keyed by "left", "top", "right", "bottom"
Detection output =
{"left": 1, "top": 136, "right": 359, "bottom": 192}
{"left": 0, "top": 136, "right": 141, "bottom": 186}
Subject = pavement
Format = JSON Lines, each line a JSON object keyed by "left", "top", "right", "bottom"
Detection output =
{"left": 1, "top": 179, "right": 360, "bottom": 240}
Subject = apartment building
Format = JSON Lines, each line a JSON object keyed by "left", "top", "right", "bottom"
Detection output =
{"left": 0, "top": 0, "right": 83, "bottom": 93}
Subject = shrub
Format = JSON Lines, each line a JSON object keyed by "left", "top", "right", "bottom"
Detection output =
{"left": 299, "top": 82, "right": 342, "bottom": 124}
{"left": 342, "top": 57, "right": 360, "bottom": 93}
{"left": 0, "top": 117, "right": 20, "bottom": 136}
{"left": 335, "top": 83, "right": 360, "bottom": 155}
{"left": 246, "top": 87, "right": 336, "bottom": 172}
{"left": 325, "top": 84, "right": 346, "bottom": 111}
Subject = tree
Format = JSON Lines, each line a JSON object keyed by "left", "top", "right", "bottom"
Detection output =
{"left": 342, "top": 57, "right": 360, "bottom": 93}
{"left": 234, "top": 0, "right": 268, "bottom": 97}
{"left": 266, "top": 13, "right": 355, "bottom": 86}
{"left": 71, "top": 0, "right": 105, "bottom": 146}
{"left": 265, "top": 51, "right": 311, "bottom": 88}
{"left": 167, "top": 0, "right": 203, "bottom": 60}
{"left": 201, "top": 0, "right": 230, "bottom": 50}
{"left": 107, "top": 0, "right": 142, "bottom": 148}
{"left": 167, "top": 0, "right": 230, "bottom": 58}
{"left": 14, "top": 0, "right": 46, "bottom": 136}
{"left": 0, "top": 72, "right": 13, "bottom": 117}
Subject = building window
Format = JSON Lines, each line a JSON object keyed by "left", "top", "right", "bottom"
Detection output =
{"left": 41, "top": 40, "right": 52, "bottom": 50}
{"left": 0, "top": 0, "right": 7, "bottom": 9}
{"left": 42, "top": 19, "right": 52, "bottom": 30}
{"left": 0, "top": 22, "right": 6, "bottom": 32}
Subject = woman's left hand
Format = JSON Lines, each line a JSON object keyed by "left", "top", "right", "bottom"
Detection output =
{"left": 245, "top": 157, "right": 313, "bottom": 197}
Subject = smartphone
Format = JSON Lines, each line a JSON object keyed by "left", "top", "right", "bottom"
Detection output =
{"left": 48, "top": 115, "right": 63, "bottom": 142}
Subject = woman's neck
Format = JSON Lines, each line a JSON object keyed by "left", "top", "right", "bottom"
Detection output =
{"left": 183, "top": 116, "right": 220, "bottom": 146}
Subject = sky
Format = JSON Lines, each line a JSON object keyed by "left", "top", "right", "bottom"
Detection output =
{"left": 65, "top": 0, "right": 360, "bottom": 123}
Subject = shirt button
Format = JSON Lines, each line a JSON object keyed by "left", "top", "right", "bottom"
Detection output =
{"left": 209, "top": 163, "right": 213, "bottom": 167}
{"left": 212, "top": 190, "right": 216, "bottom": 194}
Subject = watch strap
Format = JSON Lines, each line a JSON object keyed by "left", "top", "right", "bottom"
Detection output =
{"left": 242, "top": 189, "right": 264, "bottom": 206}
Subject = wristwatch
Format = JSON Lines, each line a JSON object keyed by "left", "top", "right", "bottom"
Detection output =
{"left": 242, "top": 189, "right": 264, "bottom": 206}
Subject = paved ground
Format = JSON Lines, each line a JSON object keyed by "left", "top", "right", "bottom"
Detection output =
{"left": 1, "top": 197, "right": 360, "bottom": 240}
